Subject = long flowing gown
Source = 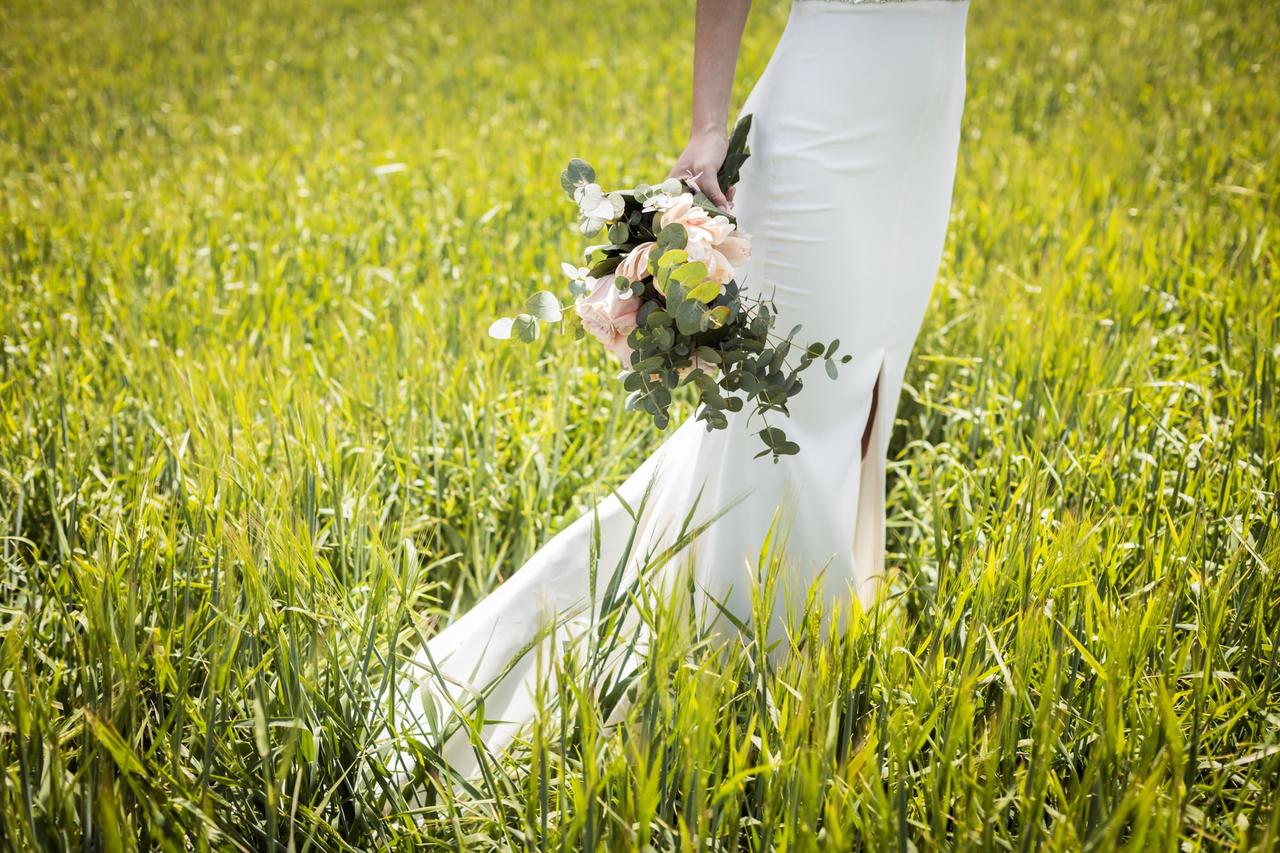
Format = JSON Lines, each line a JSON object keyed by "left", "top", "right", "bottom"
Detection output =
{"left": 385, "top": 0, "right": 969, "bottom": 786}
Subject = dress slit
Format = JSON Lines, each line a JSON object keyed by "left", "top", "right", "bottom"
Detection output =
{"left": 850, "top": 350, "right": 890, "bottom": 607}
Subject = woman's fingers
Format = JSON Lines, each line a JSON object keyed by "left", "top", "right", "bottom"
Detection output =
{"left": 669, "top": 162, "right": 703, "bottom": 182}
{"left": 699, "top": 172, "right": 730, "bottom": 211}
{"left": 668, "top": 157, "right": 733, "bottom": 212}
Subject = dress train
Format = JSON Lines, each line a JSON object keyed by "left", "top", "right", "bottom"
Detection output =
{"left": 384, "top": 0, "right": 969, "bottom": 787}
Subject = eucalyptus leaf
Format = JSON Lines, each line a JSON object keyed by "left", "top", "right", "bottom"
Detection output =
{"left": 686, "top": 279, "right": 721, "bottom": 304}
{"left": 695, "top": 346, "right": 722, "bottom": 364}
{"left": 656, "top": 248, "right": 688, "bottom": 270}
{"left": 487, "top": 317, "right": 514, "bottom": 340}
{"left": 671, "top": 261, "right": 709, "bottom": 285}
{"left": 588, "top": 255, "right": 622, "bottom": 277}
{"left": 633, "top": 355, "right": 664, "bottom": 373}
{"left": 657, "top": 222, "right": 688, "bottom": 250}
{"left": 513, "top": 313, "right": 540, "bottom": 342}
{"left": 705, "top": 305, "right": 732, "bottom": 329}
{"left": 644, "top": 308, "right": 672, "bottom": 329}
{"left": 525, "top": 290, "right": 562, "bottom": 322}
{"left": 701, "top": 392, "right": 726, "bottom": 411}
{"left": 758, "top": 427, "right": 787, "bottom": 448}
{"left": 560, "top": 158, "right": 596, "bottom": 197}
{"left": 675, "top": 300, "right": 705, "bottom": 336}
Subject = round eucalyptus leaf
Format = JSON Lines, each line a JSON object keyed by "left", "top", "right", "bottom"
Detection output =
{"left": 657, "top": 222, "right": 688, "bottom": 250}
{"left": 513, "top": 313, "right": 540, "bottom": 343}
{"left": 560, "top": 158, "right": 596, "bottom": 197}
{"left": 487, "top": 317, "right": 515, "bottom": 339}
{"left": 525, "top": 290, "right": 562, "bottom": 322}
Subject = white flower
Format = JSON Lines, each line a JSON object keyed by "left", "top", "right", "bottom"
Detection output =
{"left": 657, "top": 194, "right": 753, "bottom": 283}
{"left": 573, "top": 183, "right": 624, "bottom": 234}
{"left": 640, "top": 178, "right": 687, "bottom": 212}
{"left": 561, "top": 261, "right": 596, "bottom": 297}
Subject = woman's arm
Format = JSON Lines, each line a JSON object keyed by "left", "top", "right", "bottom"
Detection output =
{"left": 669, "top": 0, "right": 752, "bottom": 211}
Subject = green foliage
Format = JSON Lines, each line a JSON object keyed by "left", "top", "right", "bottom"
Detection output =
{"left": 715, "top": 113, "right": 753, "bottom": 194}
{"left": 0, "top": 0, "right": 1278, "bottom": 850}
{"left": 524, "top": 290, "right": 562, "bottom": 322}
{"left": 560, "top": 158, "right": 596, "bottom": 198}
{"left": 507, "top": 132, "right": 844, "bottom": 461}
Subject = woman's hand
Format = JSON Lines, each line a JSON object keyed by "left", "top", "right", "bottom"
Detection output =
{"left": 674, "top": 0, "right": 751, "bottom": 213}
{"left": 670, "top": 131, "right": 733, "bottom": 211}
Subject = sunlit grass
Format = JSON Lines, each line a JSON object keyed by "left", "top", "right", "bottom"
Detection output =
{"left": 1, "top": 0, "right": 1277, "bottom": 848}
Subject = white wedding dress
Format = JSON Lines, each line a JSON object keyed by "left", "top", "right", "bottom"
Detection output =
{"left": 384, "top": 0, "right": 969, "bottom": 787}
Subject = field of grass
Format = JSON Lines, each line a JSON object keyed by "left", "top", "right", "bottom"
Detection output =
{"left": 2, "top": 0, "right": 1279, "bottom": 848}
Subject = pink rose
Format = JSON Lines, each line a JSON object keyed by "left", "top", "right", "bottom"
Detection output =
{"left": 695, "top": 215, "right": 736, "bottom": 244}
{"left": 660, "top": 196, "right": 731, "bottom": 244}
{"left": 575, "top": 274, "right": 639, "bottom": 365}
{"left": 685, "top": 239, "right": 735, "bottom": 286}
{"left": 658, "top": 194, "right": 699, "bottom": 225}
{"left": 657, "top": 193, "right": 752, "bottom": 283}
{"left": 659, "top": 194, "right": 714, "bottom": 234}
{"left": 714, "top": 229, "right": 751, "bottom": 268}
{"left": 603, "top": 336, "right": 635, "bottom": 365}
{"left": 617, "top": 241, "right": 656, "bottom": 283}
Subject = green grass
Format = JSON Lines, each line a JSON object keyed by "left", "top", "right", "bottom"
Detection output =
{"left": 2, "top": 0, "right": 1278, "bottom": 848}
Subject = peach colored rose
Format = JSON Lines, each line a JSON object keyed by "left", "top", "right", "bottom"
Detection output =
{"left": 714, "top": 229, "right": 751, "bottom": 268}
{"left": 603, "top": 336, "right": 635, "bottom": 365}
{"left": 685, "top": 239, "right": 735, "bottom": 286}
{"left": 575, "top": 274, "right": 639, "bottom": 365}
{"left": 657, "top": 193, "right": 752, "bottom": 283}
{"left": 617, "top": 241, "right": 656, "bottom": 283}
{"left": 695, "top": 214, "right": 736, "bottom": 244}
{"left": 658, "top": 194, "right": 712, "bottom": 233}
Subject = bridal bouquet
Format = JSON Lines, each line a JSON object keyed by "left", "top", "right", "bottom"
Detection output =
{"left": 489, "top": 116, "right": 850, "bottom": 461}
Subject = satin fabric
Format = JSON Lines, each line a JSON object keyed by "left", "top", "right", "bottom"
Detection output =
{"left": 387, "top": 0, "right": 969, "bottom": 785}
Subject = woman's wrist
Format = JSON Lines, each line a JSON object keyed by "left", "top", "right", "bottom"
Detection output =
{"left": 689, "top": 119, "right": 728, "bottom": 141}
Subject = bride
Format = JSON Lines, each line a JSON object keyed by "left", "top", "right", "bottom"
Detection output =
{"left": 384, "top": 0, "right": 969, "bottom": 788}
